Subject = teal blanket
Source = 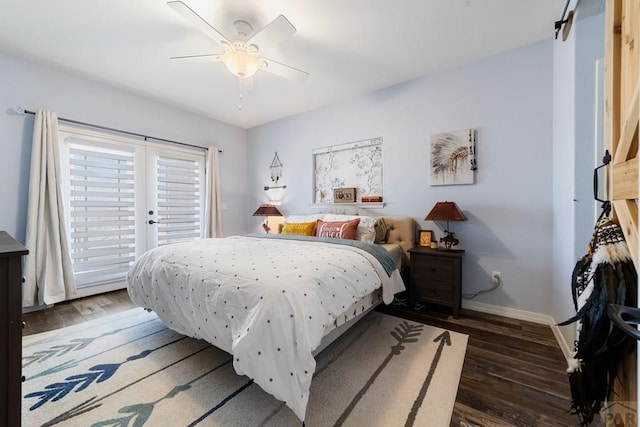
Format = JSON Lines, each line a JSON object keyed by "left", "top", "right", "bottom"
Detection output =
{"left": 244, "top": 233, "right": 397, "bottom": 277}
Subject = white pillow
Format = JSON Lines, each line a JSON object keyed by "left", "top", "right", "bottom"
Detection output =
{"left": 285, "top": 214, "right": 326, "bottom": 224}
{"left": 323, "top": 214, "right": 376, "bottom": 243}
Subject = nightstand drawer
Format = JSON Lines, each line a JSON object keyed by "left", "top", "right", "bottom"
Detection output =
{"left": 413, "top": 280, "right": 453, "bottom": 302}
{"left": 413, "top": 259, "right": 454, "bottom": 282}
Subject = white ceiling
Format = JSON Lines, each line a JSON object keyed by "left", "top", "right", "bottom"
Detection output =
{"left": 0, "top": 0, "right": 564, "bottom": 129}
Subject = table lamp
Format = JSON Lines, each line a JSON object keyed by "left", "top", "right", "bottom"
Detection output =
{"left": 252, "top": 204, "right": 282, "bottom": 233}
{"left": 425, "top": 201, "right": 466, "bottom": 249}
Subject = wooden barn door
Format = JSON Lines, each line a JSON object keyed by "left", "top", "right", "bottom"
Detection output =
{"left": 605, "top": 0, "right": 639, "bottom": 412}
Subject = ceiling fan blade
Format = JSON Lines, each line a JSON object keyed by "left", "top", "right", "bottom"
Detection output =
{"left": 167, "top": 1, "right": 232, "bottom": 48}
{"left": 170, "top": 53, "right": 223, "bottom": 63}
{"left": 247, "top": 15, "right": 296, "bottom": 51}
{"left": 261, "top": 57, "right": 309, "bottom": 82}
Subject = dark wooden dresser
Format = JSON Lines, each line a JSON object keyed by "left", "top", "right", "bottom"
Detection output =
{"left": 0, "top": 231, "right": 28, "bottom": 427}
{"left": 408, "top": 246, "right": 464, "bottom": 318}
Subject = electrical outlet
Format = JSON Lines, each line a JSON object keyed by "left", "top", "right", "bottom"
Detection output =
{"left": 492, "top": 271, "right": 502, "bottom": 284}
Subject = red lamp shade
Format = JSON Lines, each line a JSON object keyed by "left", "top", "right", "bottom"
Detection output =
{"left": 424, "top": 201, "right": 466, "bottom": 222}
{"left": 252, "top": 204, "right": 282, "bottom": 217}
{"left": 252, "top": 204, "right": 282, "bottom": 233}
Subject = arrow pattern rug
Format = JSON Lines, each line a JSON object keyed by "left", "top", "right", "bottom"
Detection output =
{"left": 22, "top": 308, "right": 468, "bottom": 426}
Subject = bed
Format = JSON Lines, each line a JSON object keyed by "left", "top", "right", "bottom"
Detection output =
{"left": 126, "top": 214, "right": 415, "bottom": 421}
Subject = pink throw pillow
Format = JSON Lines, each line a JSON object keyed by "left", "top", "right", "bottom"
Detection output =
{"left": 316, "top": 218, "right": 361, "bottom": 240}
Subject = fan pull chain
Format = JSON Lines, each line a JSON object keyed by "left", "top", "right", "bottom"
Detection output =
{"left": 238, "top": 78, "right": 244, "bottom": 111}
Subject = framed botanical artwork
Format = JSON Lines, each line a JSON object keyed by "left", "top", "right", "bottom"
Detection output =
{"left": 313, "top": 137, "right": 383, "bottom": 203}
{"left": 419, "top": 230, "right": 433, "bottom": 247}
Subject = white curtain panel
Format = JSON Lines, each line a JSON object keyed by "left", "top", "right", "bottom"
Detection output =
{"left": 205, "top": 147, "right": 222, "bottom": 238}
{"left": 23, "top": 110, "right": 76, "bottom": 307}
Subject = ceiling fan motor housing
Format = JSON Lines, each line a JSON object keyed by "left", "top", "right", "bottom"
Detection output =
{"left": 233, "top": 20, "right": 253, "bottom": 39}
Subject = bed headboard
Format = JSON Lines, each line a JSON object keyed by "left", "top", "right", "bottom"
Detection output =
{"left": 382, "top": 217, "right": 416, "bottom": 255}
{"left": 381, "top": 216, "right": 416, "bottom": 269}
{"left": 308, "top": 207, "right": 417, "bottom": 255}
{"left": 280, "top": 209, "right": 417, "bottom": 267}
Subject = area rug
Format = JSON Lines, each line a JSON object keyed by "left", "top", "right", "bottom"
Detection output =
{"left": 22, "top": 308, "right": 468, "bottom": 426}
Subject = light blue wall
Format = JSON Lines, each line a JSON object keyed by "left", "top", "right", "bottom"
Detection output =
{"left": 248, "top": 40, "right": 555, "bottom": 315}
{"left": 0, "top": 52, "right": 249, "bottom": 242}
{"left": 574, "top": 12, "right": 605, "bottom": 255}
{"left": 552, "top": 20, "right": 578, "bottom": 342}
{"left": 552, "top": 10, "right": 605, "bottom": 348}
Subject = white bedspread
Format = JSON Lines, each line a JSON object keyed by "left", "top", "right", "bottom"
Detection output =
{"left": 127, "top": 235, "right": 404, "bottom": 420}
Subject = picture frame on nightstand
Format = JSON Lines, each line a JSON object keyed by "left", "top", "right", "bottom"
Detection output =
{"left": 418, "top": 230, "right": 433, "bottom": 247}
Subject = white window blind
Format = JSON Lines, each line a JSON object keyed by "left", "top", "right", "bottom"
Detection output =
{"left": 67, "top": 145, "right": 136, "bottom": 288}
{"left": 60, "top": 128, "right": 207, "bottom": 295}
{"left": 155, "top": 153, "right": 204, "bottom": 246}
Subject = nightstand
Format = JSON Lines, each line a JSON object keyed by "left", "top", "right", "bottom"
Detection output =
{"left": 408, "top": 246, "right": 464, "bottom": 318}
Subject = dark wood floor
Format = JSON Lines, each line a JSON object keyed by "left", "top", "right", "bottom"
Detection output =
{"left": 23, "top": 290, "right": 578, "bottom": 426}
{"left": 378, "top": 302, "right": 577, "bottom": 427}
{"left": 22, "top": 289, "right": 137, "bottom": 336}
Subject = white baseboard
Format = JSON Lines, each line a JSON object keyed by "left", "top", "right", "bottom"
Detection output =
{"left": 462, "top": 300, "right": 573, "bottom": 362}
{"left": 550, "top": 323, "right": 574, "bottom": 362}
{"left": 462, "top": 300, "right": 554, "bottom": 324}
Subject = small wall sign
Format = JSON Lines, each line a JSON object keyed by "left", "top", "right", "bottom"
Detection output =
{"left": 333, "top": 187, "right": 356, "bottom": 203}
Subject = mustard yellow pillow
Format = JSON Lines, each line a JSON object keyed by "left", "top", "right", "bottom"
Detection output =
{"left": 281, "top": 221, "right": 316, "bottom": 236}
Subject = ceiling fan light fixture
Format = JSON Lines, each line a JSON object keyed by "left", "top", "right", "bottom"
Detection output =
{"left": 223, "top": 50, "right": 261, "bottom": 78}
{"left": 168, "top": 2, "right": 308, "bottom": 84}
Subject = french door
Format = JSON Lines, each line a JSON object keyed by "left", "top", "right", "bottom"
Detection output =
{"left": 59, "top": 127, "right": 205, "bottom": 298}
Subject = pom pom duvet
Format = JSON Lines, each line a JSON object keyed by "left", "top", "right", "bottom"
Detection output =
{"left": 127, "top": 234, "right": 405, "bottom": 421}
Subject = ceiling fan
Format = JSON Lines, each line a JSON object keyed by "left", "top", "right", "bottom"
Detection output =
{"left": 167, "top": 1, "right": 309, "bottom": 89}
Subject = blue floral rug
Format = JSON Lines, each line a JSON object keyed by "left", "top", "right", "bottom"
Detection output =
{"left": 22, "top": 308, "right": 467, "bottom": 426}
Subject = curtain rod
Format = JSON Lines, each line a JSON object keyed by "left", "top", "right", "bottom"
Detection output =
{"left": 20, "top": 108, "right": 221, "bottom": 153}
